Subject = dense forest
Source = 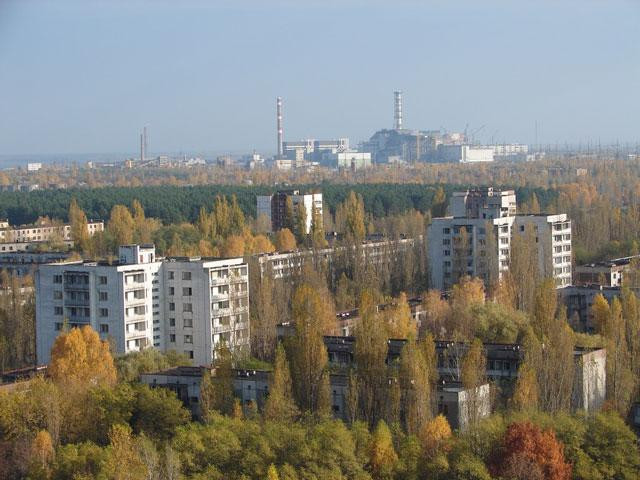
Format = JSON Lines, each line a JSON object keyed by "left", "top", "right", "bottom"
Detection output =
{"left": 0, "top": 183, "right": 558, "bottom": 226}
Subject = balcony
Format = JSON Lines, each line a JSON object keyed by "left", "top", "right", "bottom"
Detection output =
{"left": 212, "top": 324, "right": 233, "bottom": 334}
{"left": 209, "top": 276, "right": 230, "bottom": 286}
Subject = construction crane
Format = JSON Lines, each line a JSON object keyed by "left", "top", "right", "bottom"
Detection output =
{"left": 469, "top": 124, "right": 485, "bottom": 145}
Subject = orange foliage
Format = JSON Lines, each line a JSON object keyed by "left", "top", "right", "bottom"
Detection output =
{"left": 491, "top": 421, "right": 571, "bottom": 480}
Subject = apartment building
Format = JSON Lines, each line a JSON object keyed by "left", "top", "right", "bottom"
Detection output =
{"left": 256, "top": 190, "right": 323, "bottom": 234}
{"left": 427, "top": 188, "right": 572, "bottom": 290}
{"left": 0, "top": 220, "right": 104, "bottom": 243}
{"left": 35, "top": 245, "right": 249, "bottom": 365}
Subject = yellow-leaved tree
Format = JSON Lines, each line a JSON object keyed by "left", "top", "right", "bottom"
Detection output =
{"left": 49, "top": 325, "right": 117, "bottom": 387}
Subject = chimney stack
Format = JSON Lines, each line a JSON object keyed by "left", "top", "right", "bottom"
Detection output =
{"left": 276, "top": 97, "right": 284, "bottom": 157}
{"left": 394, "top": 91, "right": 403, "bottom": 130}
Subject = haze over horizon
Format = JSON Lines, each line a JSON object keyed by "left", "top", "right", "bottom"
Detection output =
{"left": 0, "top": 0, "right": 638, "bottom": 157}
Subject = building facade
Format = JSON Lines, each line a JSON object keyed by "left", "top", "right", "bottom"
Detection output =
{"left": 0, "top": 220, "right": 104, "bottom": 244}
{"left": 427, "top": 188, "right": 572, "bottom": 290}
{"left": 35, "top": 245, "right": 249, "bottom": 365}
{"left": 256, "top": 190, "right": 323, "bottom": 234}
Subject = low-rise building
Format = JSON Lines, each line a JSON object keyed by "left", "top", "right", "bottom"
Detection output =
{"left": 0, "top": 220, "right": 103, "bottom": 244}
{"left": 558, "top": 285, "right": 631, "bottom": 332}
{"left": 0, "top": 251, "right": 73, "bottom": 277}
{"left": 574, "top": 255, "right": 640, "bottom": 287}
{"left": 436, "top": 144, "right": 494, "bottom": 163}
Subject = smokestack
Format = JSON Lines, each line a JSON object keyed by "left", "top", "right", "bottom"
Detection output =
{"left": 140, "top": 126, "right": 148, "bottom": 162}
{"left": 394, "top": 90, "right": 403, "bottom": 130}
{"left": 276, "top": 97, "right": 284, "bottom": 157}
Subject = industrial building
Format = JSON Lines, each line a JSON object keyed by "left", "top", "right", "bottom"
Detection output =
{"left": 435, "top": 144, "right": 495, "bottom": 163}
{"left": 427, "top": 188, "right": 572, "bottom": 290}
{"left": 35, "top": 244, "right": 249, "bottom": 365}
{"left": 256, "top": 190, "right": 323, "bottom": 234}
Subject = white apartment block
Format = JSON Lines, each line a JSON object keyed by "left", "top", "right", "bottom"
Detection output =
{"left": 0, "top": 220, "right": 104, "bottom": 243}
{"left": 35, "top": 245, "right": 249, "bottom": 366}
{"left": 427, "top": 188, "right": 571, "bottom": 290}
{"left": 256, "top": 190, "right": 323, "bottom": 234}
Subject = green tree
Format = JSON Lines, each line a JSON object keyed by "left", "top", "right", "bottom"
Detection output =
{"left": 399, "top": 339, "right": 432, "bottom": 434}
{"left": 288, "top": 284, "right": 330, "bottom": 413}
{"left": 264, "top": 344, "right": 299, "bottom": 422}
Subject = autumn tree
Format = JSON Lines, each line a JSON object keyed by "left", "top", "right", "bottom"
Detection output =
{"left": 354, "top": 290, "right": 388, "bottom": 426}
{"left": 383, "top": 293, "right": 416, "bottom": 340}
{"left": 209, "top": 343, "right": 235, "bottom": 416}
{"left": 419, "top": 414, "right": 452, "bottom": 458}
{"left": 510, "top": 223, "right": 540, "bottom": 313}
{"left": 461, "top": 338, "right": 487, "bottom": 432}
{"left": 342, "top": 191, "right": 366, "bottom": 242}
{"left": 69, "top": 198, "right": 89, "bottom": 252}
{"left": 430, "top": 186, "right": 447, "bottom": 218}
{"left": 294, "top": 201, "right": 308, "bottom": 244}
{"left": 108, "top": 204, "right": 135, "bottom": 246}
{"left": 222, "top": 234, "right": 245, "bottom": 257}
{"left": 49, "top": 325, "right": 117, "bottom": 387}
{"left": 449, "top": 276, "right": 485, "bottom": 340}
{"left": 421, "top": 290, "right": 450, "bottom": 339}
{"left": 288, "top": 284, "right": 331, "bottom": 413}
{"left": 264, "top": 344, "right": 299, "bottom": 422}
{"left": 274, "top": 228, "right": 296, "bottom": 252}
{"left": 368, "top": 420, "right": 398, "bottom": 480}
{"left": 398, "top": 339, "right": 432, "bottom": 434}
{"left": 103, "top": 424, "right": 147, "bottom": 480}
{"left": 511, "top": 362, "right": 539, "bottom": 412}
{"left": 310, "top": 204, "right": 327, "bottom": 249}
{"left": 491, "top": 422, "right": 572, "bottom": 480}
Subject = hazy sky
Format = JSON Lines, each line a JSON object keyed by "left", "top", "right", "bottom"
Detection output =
{"left": 0, "top": 0, "right": 638, "bottom": 156}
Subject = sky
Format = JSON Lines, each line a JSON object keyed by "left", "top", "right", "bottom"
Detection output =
{"left": 0, "top": 0, "right": 638, "bottom": 157}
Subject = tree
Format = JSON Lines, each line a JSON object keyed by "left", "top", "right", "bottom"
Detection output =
{"left": 421, "top": 290, "right": 450, "bottom": 339}
{"left": 49, "top": 325, "right": 117, "bottom": 388}
{"left": 264, "top": 344, "right": 299, "bottom": 422}
{"left": 510, "top": 223, "right": 540, "bottom": 313}
{"left": 69, "top": 198, "right": 89, "bottom": 252}
{"left": 419, "top": 415, "right": 452, "bottom": 458}
{"left": 343, "top": 191, "right": 366, "bottom": 242}
{"left": 130, "top": 384, "right": 190, "bottom": 440}
{"left": 210, "top": 343, "right": 235, "bottom": 415}
{"left": 288, "top": 284, "right": 331, "bottom": 413}
{"left": 431, "top": 187, "right": 447, "bottom": 218}
{"left": 461, "top": 339, "right": 487, "bottom": 432}
{"left": 449, "top": 276, "right": 485, "bottom": 340}
{"left": 252, "top": 234, "right": 275, "bottom": 254}
{"left": 267, "top": 464, "right": 280, "bottom": 480}
{"left": 384, "top": 293, "right": 416, "bottom": 340}
{"left": 511, "top": 362, "right": 539, "bottom": 412}
{"left": 452, "top": 226, "right": 470, "bottom": 284}
{"left": 274, "top": 228, "right": 296, "bottom": 252}
{"left": 294, "top": 202, "right": 308, "bottom": 244}
{"left": 108, "top": 204, "right": 135, "bottom": 246}
{"left": 222, "top": 234, "right": 245, "bottom": 257}
{"left": 104, "top": 424, "right": 147, "bottom": 480}
{"left": 491, "top": 422, "right": 572, "bottom": 480}
{"left": 310, "top": 204, "right": 327, "bottom": 249}
{"left": 29, "top": 430, "right": 54, "bottom": 478}
{"left": 354, "top": 290, "right": 388, "bottom": 426}
{"left": 532, "top": 278, "right": 557, "bottom": 339}
{"left": 369, "top": 420, "right": 398, "bottom": 480}
{"left": 399, "top": 339, "right": 432, "bottom": 434}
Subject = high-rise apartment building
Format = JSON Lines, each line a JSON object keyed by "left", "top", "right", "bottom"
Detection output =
{"left": 256, "top": 190, "right": 323, "bottom": 234}
{"left": 35, "top": 245, "right": 249, "bottom": 365}
{"left": 427, "top": 188, "right": 571, "bottom": 290}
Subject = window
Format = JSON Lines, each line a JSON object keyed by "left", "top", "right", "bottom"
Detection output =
{"left": 184, "top": 318, "right": 193, "bottom": 328}
{"left": 184, "top": 335, "right": 193, "bottom": 344}
{"left": 170, "top": 334, "right": 176, "bottom": 342}
{"left": 183, "top": 303, "right": 193, "bottom": 313}
{"left": 100, "top": 324, "right": 109, "bottom": 333}
{"left": 99, "top": 291, "right": 108, "bottom": 301}
{"left": 53, "top": 274, "right": 62, "bottom": 284}
{"left": 53, "top": 290, "right": 63, "bottom": 300}
{"left": 99, "top": 308, "right": 109, "bottom": 317}
{"left": 99, "top": 276, "right": 107, "bottom": 285}
{"left": 443, "top": 228, "right": 450, "bottom": 234}
{"left": 182, "top": 272, "right": 192, "bottom": 281}
{"left": 185, "top": 350, "right": 194, "bottom": 359}
{"left": 168, "top": 271, "right": 175, "bottom": 280}
{"left": 443, "top": 250, "right": 451, "bottom": 256}
{"left": 55, "top": 322, "right": 63, "bottom": 331}
{"left": 182, "top": 287, "right": 192, "bottom": 296}
{"left": 169, "top": 302, "right": 175, "bottom": 311}
{"left": 169, "top": 318, "right": 175, "bottom": 327}
{"left": 54, "top": 306, "right": 63, "bottom": 315}
{"left": 442, "top": 239, "right": 450, "bottom": 245}
{"left": 169, "top": 287, "right": 175, "bottom": 295}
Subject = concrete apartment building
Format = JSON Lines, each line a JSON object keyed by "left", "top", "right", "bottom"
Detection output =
{"left": 256, "top": 190, "right": 323, "bottom": 234}
{"left": 427, "top": 188, "right": 572, "bottom": 290}
{"left": 35, "top": 245, "right": 249, "bottom": 365}
{"left": 0, "top": 219, "right": 104, "bottom": 243}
